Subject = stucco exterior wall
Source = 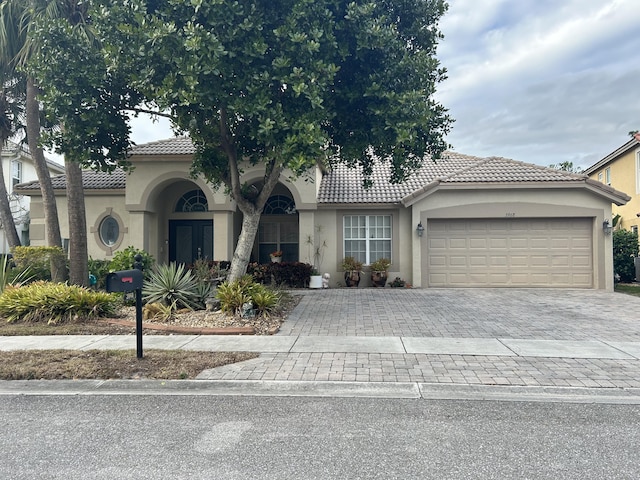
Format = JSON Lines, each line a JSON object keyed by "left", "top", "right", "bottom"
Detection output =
{"left": 586, "top": 146, "right": 640, "bottom": 232}
{"left": 408, "top": 187, "right": 615, "bottom": 290}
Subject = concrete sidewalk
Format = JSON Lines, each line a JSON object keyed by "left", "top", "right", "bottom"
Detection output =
{"left": 2, "top": 289, "right": 640, "bottom": 396}
{"left": 2, "top": 333, "right": 640, "bottom": 389}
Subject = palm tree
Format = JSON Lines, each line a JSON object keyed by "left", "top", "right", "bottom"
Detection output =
{"left": 0, "top": 0, "right": 95, "bottom": 284}
{"left": 0, "top": 0, "right": 66, "bottom": 280}
{"left": 0, "top": 65, "right": 24, "bottom": 249}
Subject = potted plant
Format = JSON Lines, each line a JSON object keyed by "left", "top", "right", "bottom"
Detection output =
{"left": 341, "top": 256, "right": 363, "bottom": 287}
{"left": 270, "top": 250, "right": 283, "bottom": 263}
{"left": 306, "top": 226, "right": 327, "bottom": 289}
{"left": 370, "top": 258, "right": 391, "bottom": 287}
{"left": 309, "top": 267, "right": 323, "bottom": 288}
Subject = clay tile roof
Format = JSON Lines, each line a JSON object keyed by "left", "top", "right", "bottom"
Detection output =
{"left": 317, "top": 152, "right": 485, "bottom": 204}
{"left": 14, "top": 168, "right": 126, "bottom": 192}
{"left": 438, "top": 156, "right": 587, "bottom": 184}
{"left": 129, "top": 136, "right": 194, "bottom": 156}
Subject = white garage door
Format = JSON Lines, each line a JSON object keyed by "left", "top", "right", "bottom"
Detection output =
{"left": 426, "top": 218, "right": 593, "bottom": 287}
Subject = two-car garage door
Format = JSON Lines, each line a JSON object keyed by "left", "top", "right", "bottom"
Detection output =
{"left": 426, "top": 218, "right": 593, "bottom": 287}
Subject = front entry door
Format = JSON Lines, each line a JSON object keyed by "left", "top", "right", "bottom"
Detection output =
{"left": 169, "top": 220, "right": 213, "bottom": 264}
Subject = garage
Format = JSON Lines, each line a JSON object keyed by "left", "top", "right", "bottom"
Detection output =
{"left": 426, "top": 218, "right": 593, "bottom": 287}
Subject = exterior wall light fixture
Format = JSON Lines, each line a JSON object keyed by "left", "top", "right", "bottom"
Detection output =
{"left": 416, "top": 222, "right": 425, "bottom": 237}
{"left": 603, "top": 220, "right": 612, "bottom": 235}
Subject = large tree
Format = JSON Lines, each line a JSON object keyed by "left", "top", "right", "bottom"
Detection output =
{"left": 0, "top": 65, "right": 24, "bottom": 249}
{"left": 0, "top": 0, "right": 68, "bottom": 281}
{"left": 31, "top": 0, "right": 453, "bottom": 281}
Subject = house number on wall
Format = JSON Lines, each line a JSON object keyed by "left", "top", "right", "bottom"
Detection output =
{"left": 505, "top": 212, "right": 516, "bottom": 217}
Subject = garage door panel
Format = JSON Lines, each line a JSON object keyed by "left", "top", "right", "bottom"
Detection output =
{"left": 449, "top": 256, "right": 467, "bottom": 266}
{"left": 509, "top": 238, "right": 528, "bottom": 249}
{"left": 426, "top": 218, "right": 593, "bottom": 288}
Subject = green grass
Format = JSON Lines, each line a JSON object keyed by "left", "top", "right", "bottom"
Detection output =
{"left": 615, "top": 284, "right": 640, "bottom": 297}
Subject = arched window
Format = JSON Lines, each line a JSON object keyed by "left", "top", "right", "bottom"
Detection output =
{"left": 263, "top": 195, "right": 296, "bottom": 215}
{"left": 176, "top": 189, "right": 208, "bottom": 212}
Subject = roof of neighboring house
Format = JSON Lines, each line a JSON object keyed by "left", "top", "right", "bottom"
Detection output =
{"left": 582, "top": 137, "right": 640, "bottom": 175}
{"left": 14, "top": 168, "right": 126, "bottom": 192}
{"left": 15, "top": 137, "right": 630, "bottom": 205}
{"left": 1, "top": 140, "right": 65, "bottom": 173}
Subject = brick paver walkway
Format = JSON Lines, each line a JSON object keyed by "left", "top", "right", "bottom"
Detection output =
{"left": 199, "top": 289, "right": 640, "bottom": 387}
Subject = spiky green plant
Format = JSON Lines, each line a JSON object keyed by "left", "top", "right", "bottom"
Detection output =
{"left": 142, "top": 262, "right": 200, "bottom": 310}
{"left": 251, "top": 285, "right": 281, "bottom": 316}
{"left": 0, "top": 255, "right": 33, "bottom": 294}
{"left": 216, "top": 276, "right": 280, "bottom": 316}
{"left": 0, "top": 281, "right": 118, "bottom": 324}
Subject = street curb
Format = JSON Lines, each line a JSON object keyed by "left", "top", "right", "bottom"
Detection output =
{"left": 2, "top": 379, "right": 640, "bottom": 403}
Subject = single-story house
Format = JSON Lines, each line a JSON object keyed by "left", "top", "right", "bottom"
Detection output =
{"left": 16, "top": 137, "right": 630, "bottom": 290}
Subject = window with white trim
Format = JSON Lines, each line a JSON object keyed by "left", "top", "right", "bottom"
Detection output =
{"left": 598, "top": 172, "right": 603, "bottom": 182}
{"left": 11, "top": 160, "right": 22, "bottom": 189}
{"left": 605, "top": 167, "right": 611, "bottom": 185}
{"left": 343, "top": 215, "right": 391, "bottom": 264}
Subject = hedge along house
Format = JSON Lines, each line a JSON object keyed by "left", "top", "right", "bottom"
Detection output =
{"left": 15, "top": 137, "right": 630, "bottom": 290}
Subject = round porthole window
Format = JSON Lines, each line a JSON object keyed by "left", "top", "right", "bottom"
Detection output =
{"left": 99, "top": 216, "right": 120, "bottom": 247}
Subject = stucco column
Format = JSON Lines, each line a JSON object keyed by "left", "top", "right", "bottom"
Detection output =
{"left": 298, "top": 210, "right": 316, "bottom": 265}
{"left": 128, "top": 211, "right": 152, "bottom": 256}
{"left": 213, "top": 211, "right": 234, "bottom": 261}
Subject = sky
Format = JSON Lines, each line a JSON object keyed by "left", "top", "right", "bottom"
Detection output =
{"left": 128, "top": 0, "right": 640, "bottom": 171}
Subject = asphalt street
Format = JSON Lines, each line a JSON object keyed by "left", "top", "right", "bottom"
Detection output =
{"left": 1, "top": 395, "right": 639, "bottom": 480}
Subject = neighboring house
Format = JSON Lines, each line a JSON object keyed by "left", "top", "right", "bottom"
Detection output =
{"left": 583, "top": 135, "right": 640, "bottom": 236}
{"left": 0, "top": 141, "right": 65, "bottom": 254}
{"left": 16, "top": 137, "right": 630, "bottom": 290}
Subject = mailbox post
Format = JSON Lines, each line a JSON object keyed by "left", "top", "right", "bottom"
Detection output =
{"left": 106, "top": 269, "right": 144, "bottom": 358}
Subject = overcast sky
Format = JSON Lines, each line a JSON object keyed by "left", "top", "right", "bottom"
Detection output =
{"left": 130, "top": 0, "right": 640, "bottom": 171}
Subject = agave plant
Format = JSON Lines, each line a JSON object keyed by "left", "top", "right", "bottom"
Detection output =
{"left": 142, "top": 262, "right": 200, "bottom": 310}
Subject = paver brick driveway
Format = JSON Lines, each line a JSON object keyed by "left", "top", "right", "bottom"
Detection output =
{"left": 279, "top": 288, "right": 640, "bottom": 342}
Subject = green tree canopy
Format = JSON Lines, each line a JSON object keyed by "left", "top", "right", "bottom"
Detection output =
{"left": 30, "top": 0, "right": 454, "bottom": 279}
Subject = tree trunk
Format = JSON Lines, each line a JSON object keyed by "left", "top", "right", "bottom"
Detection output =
{"left": 26, "top": 77, "right": 67, "bottom": 281}
{"left": 65, "top": 160, "right": 88, "bottom": 286}
{"left": 227, "top": 209, "right": 261, "bottom": 282}
{"left": 0, "top": 146, "right": 21, "bottom": 249}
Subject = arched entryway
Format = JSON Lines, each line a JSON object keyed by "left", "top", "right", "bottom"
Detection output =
{"left": 255, "top": 184, "right": 299, "bottom": 263}
{"left": 169, "top": 188, "right": 213, "bottom": 264}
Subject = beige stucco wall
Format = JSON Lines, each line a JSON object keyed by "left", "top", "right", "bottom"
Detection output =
{"left": 407, "top": 186, "right": 615, "bottom": 290}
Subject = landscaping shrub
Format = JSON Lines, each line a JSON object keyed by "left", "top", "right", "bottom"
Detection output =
{"left": 248, "top": 262, "right": 312, "bottom": 287}
{"left": 0, "top": 255, "right": 33, "bottom": 294}
{"left": 188, "top": 259, "right": 230, "bottom": 283}
{"left": 216, "top": 276, "right": 280, "bottom": 316}
{"left": 10, "top": 246, "right": 66, "bottom": 282}
{"left": 0, "top": 281, "right": 118, "bottom": 324}
{"left": 88, "top": 258, "right": 111, "bottom": 289}
{"left": 613, "top": 229, "right": 639, "bottom": 282}
{"left": 109, "top": 246, "right": 155, "bottom": 277}
{"left": 142, "top": 262, "right": 200, "bottom": 310}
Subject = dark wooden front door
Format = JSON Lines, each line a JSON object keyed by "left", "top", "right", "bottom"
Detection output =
{"left": 169, "top": 220, "right": 213, "bottom": 264}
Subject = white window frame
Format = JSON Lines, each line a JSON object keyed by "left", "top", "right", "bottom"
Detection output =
{"left": 605, "top": 167, "right": 611, "bottom": 185}
{"left": 343, "top": 215, "right": 392, "bottom": 265}
{"left": 598, "top": 172, "right": 603, "bottom": 182}
{"left": 11, "top": 160, "right": 22, "bottom": 189}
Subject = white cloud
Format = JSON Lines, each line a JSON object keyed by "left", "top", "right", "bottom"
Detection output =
{"left": 435, "top": 0, "right": 640, "bottom": 169}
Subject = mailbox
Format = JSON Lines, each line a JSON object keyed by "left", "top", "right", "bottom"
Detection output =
{"left": 106, "top": 269, "right": 144, "bottom": 292}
